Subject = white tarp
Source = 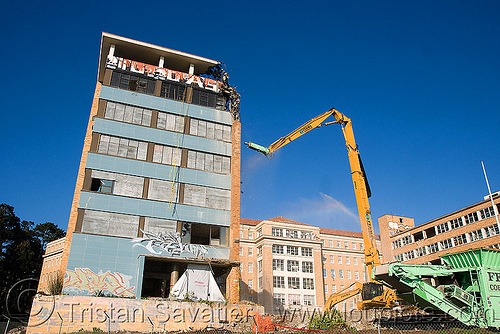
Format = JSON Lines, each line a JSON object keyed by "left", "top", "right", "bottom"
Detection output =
{"left": 169, "top": 264, "right": 225, "bottom": 302}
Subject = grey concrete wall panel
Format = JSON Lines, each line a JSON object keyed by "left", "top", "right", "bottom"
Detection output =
{"left": 91, "top": 170, "right": 144, "bottom": 198}
{"left": 81, "top": 210, "right": 139, "bottom": 238}
{"left": 94, "top": 118, "right": 232, "bottom": 157}
{"left": 183, "top": 184, "right": 230, "bottom": 210}
{"left": 64, "top": 233, "right": 229, "bottom": 297}
{"left": 86, "top": 153, "right": 230, "bottom": 190}
{"left": 143, "top": 217, "right": 177, "bottom": 236}
{"left": 78, "top": 191, "right": 230, "bottom": 226}
{"left": 100, "top": 86, "right": 232, "bottom": 126}
{"left": 148, "top": 178, "right": 179, "bottom": 202}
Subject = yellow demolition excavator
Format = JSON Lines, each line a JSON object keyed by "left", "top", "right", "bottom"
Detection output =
{"left": 246, "top": 108, "right": 398, "bottom": 311}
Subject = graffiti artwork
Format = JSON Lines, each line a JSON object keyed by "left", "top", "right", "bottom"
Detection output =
{"left": 133, "top": 230, "right": 208, "bottom": 258}
{"left": 106, "top": 55, "right": 220, "bottom": 93}
{"left": 65, "top": 268, "right": 135, "bottom": 297}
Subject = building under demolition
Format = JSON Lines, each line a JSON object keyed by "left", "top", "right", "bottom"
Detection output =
{"left": 38, "top": 33, "right": 242, "bottom": 302}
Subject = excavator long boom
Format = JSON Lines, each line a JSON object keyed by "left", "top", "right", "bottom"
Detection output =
{"left": 246, "top": 108, "right": 381, "bottom": 278}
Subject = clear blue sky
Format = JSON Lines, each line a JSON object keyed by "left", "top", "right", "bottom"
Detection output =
{"left": 1, "top": 0, "right": 499, "bottom": 234}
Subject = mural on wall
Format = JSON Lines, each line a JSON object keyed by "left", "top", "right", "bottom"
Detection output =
{"left": 106, "top": 55, "right": 220, "bottom": 93}
{"left": 64, "top": 268, "right": 135, "bottom": 297}
{"left": 133, "top": 230, "right": 208, "bottom": 258}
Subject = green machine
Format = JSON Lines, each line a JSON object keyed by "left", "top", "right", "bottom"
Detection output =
{"left": 374, "top": 248, "right": 500, "bottom": 328}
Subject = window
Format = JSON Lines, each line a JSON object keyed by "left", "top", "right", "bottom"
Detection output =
{"left": 257, "top": 228, "right": 262, "bottom": 237}
{"left": 337, "top": 241, "right": 341, "bottom": 248}
{"left": 110, "top": 71, "right": 156, "bottom": 95}
{"left": 486, "top": 224, "right": 500, "bottom": 237}
{"left": 428, "top": 242, "right": 439, "bottom": 254}
{"left": 248, "top": 231, "right": 254, "bottom": 240}
{"left": 331, "top": 269, "right": 336, "bottom": 278}
{"left": 98, "top": 135, "right": 148, "bottom": 160}
{"left": 273, "top": 259, "right": 284, "bottom": 271}
{"left": 352, "top": 242, "right": 356, "bottom": 250}
{"left": 303, "top": 278, "right": 314, "bottom": 290}
{"left": 156, "top": 111, "right": 184, "bottom": 132}
{"left": 258, "top": 260, "right": 263, "bottom": 273}
{"left": 189, "top": 118, "right": 231, "bottom": 141}
{"left": 339, "top": 270, "right": 344, "bottom": 279}
{"left": 257, "top": 246, "right": 262, "bottom": 256}
{"left": 287, "top": 260, "right": 300, "bottom": 272}
{"left": 355, "top": 271, "right": 359, "bottom": 280}
{"left": 480, "top": 206, "right": 495, "bottom": 220}
{"left": 415, "top": 247, "right": 427, "bottom": 257}
{"left": 239, "top": 247, "right": 243, "bottom": 255}
{"left": 404, "top": 250, "right": 415, "bottom": 260}
{"left": 360, "top": 243, "right": 364, "bottom": 250}
{"left": 450, "top": 217, "right": 464, "bottom": 230}
{"left": 186, "top": 151, "right": 230, "bottom": 174}
{"left": 288, "top": 277, "right": 300, "bottom": 289}
{"left": 454, "top": 234, "right": 467, "bottom": 246}
{"left": 105, "top": 101, "right": 152, "bottom": 126}
{"left": 273, "top": 276, "right": 285, "bottom": 288}
{"left": 248, "top": 248, "right": 253, "bottom": 256}
{"left": 303, "top": 295, "right": 314, "bottom": 306}
{"left": 286, "top": 230, "right": 299, "bottom": 238}
{"left": 90, "top": 178, "right": 114, "bottom": 194}
{"left": 440, "top": 238, "right": 453, "bottom": 250}
{"left": 287, "top": 246, "right": 299, "bottom": 256}
{"left": 324, "top": 284, "right": 328, "bottom": 294}
{"left": 332, "top": 285, "right": 337, "bottom": 293}
{"left": 354, "top": 258, "right": 358, "bottom": 265}
{"left": 346, "top": 257, "right": 350, "bottom": 264}
{"left": 329, "top": 240, "right": 333, "bottom": 247}
{"left": 272, "top": 244, "right": 284, "bottom": 254}
{"left": 338, "top": 256, "right": 342, "bottom": 264}
{"left": 347, "top": 271, "right": 352, "bottom": 279}
{"left": 183, "top": 184, "right": 230, "bottom": 210}
{"left": 153, "top": 144, "right": 182, "bottom": 166}
{"left": 273, "top": 293, "right": 285, "bottom": 306}
{"left": 288, "top": 294, "right": 301, "bottom": 305}
{"left": 272, "top": 227, "right": 283, "bottom": 237}
{"left": 323, "top": 269, "right": 327, "bottom": 278}
{"left": 344, "top": 242, "right": 349, "bottom": 249}
{"left": 330, "top": 255, "right": 334, "bottom": 263}
{"left": 301, "top": 247, "right": 312, "bottom": 257}
{"left": 464, "top": 212, "right": 479, "bottom": 225}
{"left": 248, "top": 279, "right": 253, "bottom": 290}
{"left": 258, "top": 277, "right": 263, "bottom": 290}
{"left": 437, "top": 222, "right": 450, "bottom": 234}
{"left": 469, "top": 229, "right": 484, "bottom": 241}
{"left": 302, "top": 261, "right": 313, "bottom": 273}
{"left": 248, "top": 263, "right": 253, "bottom": 273}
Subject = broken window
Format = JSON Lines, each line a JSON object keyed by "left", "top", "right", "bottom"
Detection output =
{"left": 110, "top": 71, "right": 155, "bottom": 95}
{"left": 90, "top": 178, "right": 114, "bottom": 194}
{"left": 181, "top": 222, "right": 228, "bottom": 247}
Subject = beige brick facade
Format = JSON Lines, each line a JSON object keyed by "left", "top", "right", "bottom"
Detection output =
{"left": 239, "top": 217, "right": 381, "bottom": 313}
{"left": 379, "top": 193, "right": 500, "bottom": 265}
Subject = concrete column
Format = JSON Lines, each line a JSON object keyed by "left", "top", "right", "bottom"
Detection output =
{"left": 159, "top": 56, "right": 165, "bottom": 68}
{"left": 170, "top": 263, "right": 180, "bottom": 291}
{"left": 189, "top": 63, "right": 195, "bottom": 75}
{"left": 108, "top": 44, "right": 115, "bottom": 58}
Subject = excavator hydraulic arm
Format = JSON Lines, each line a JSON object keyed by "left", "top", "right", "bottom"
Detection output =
{"left": 246, "top": 107, "right": 381, "bottom": 278}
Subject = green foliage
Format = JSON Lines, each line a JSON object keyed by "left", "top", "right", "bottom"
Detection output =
{"left": 308, "top": 309, "right": 352, "bottom": 330}
{"left": 48, "top": 274, "right": 64, "bottom": 295}
{"left": 0, "top": 203, "right": 66, "bottom": 316}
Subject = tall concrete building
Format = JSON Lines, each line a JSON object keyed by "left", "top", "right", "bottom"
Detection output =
{"left": 378, "top": 192, "right": 500, "bottom": 265}
{"left": 239, "top": 217, "right": 381, "bottom": 314}
{"left": 43, "top": 33, "right": 241, "bottom": 301}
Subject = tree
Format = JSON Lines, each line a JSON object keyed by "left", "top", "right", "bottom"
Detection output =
{"left": 0, "top": 204, "right": 66, "bottom": 317}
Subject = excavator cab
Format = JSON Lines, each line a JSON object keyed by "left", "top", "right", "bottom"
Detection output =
{"left": 361, "top": 282, "right": 384, "bottom": 301}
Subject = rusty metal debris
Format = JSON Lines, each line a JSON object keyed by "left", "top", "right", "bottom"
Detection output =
{"left": 204, "top": 63, "right": 240, "bottom": 120}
